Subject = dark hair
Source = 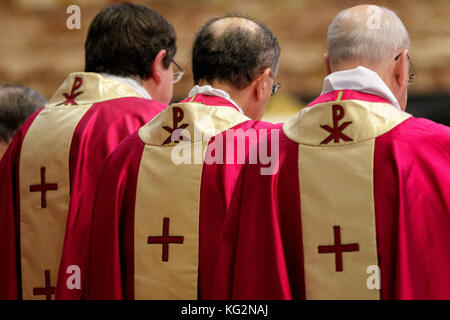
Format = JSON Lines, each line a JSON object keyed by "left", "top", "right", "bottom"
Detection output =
{"left": 192, "top": 14, "right": 280, "bottom": 89}
{"left": 85, "top": 3, "right": 177, "bottom": 80}
{"left": 0, "top": 85, "right": 47, "bottom": 143}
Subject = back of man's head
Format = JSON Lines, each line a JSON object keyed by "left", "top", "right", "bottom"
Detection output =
{"left": 0, "top": 84, "right": 47, "bottom": 144}
{"left": 327, "top": 5, "right": 409, "bottom": 69}
{"left": 192, "top": 14, "right": 280, "bottom": 89}
{"left": 85, "top": 3, "right": 176, "bottom": 81}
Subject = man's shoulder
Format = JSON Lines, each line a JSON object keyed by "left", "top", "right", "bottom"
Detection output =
{"left": 103, "top": 131, "right": 145, "bottom": 169}
{"left": 92, "top": 96, "right": 167, "bottom": 113}
{"left": 226, "top": 120, "right": 297, "bottom": 154}
{"left": 219, "top": 120, "right": 285, "bottom": 149}
{"left": 112, "top": 131, "right": 145, "bottom": 155}
{"left": 381, "top": 116, "right": 450, "bottom": 145}
{"left": 229, "top": 119, "right": 283, "bottom": 130}
{"left": 41, "top": 96, "right": 166, "bottom": 122}
{"left": 77, "top": 97, "right": 166, "bottom": 135}
{"left": 377, "top": 117, "right": 450, "bottom": 167}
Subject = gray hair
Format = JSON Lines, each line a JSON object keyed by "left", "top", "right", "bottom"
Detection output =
{"left": 0, "top": 84, "right": 47, "bottom": 143}
{"left": 327, "top": 5, "right": 410, "bottom": 68}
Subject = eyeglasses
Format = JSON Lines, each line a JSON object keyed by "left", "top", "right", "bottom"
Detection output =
{"left": 172, "top": 60, "right": 184, "bottom": 84}
{"left": 394, "top": 52, "right": 417, "bottom": 85}
{"left": 271, "top": 80, "right": 281, "bottom": 96}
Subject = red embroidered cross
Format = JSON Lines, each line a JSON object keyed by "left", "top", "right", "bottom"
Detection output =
{"left": 33, "top": 270, "right": 55, "bottom": 300}
{"left": 29, "top": 167, "right": 58, "bottom": 209}
{"left": 59, "top": 76, "right": 84, "bottom": 105}
{"left": 318, "top": 226, "right": 359, "bottom": 272}
{"left": 162, "top": 107, "right": 189, "bottom": 145}
{"left": 320, "top": 104, "right": 353, "bottom": 144}
{"left": 148, "top": 217, "right": 184, "bottom": 262}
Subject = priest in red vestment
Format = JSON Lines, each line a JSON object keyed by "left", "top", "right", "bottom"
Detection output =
{"left": 86, "top": 14, "right": 282, "bottom": 299}
{"left": 0, "top": 3, "right": 180, "bottom": 300}
{"left": 211, "top": 5, "right": 450, "bottom": 300}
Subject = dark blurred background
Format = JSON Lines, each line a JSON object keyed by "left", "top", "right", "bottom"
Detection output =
{"left": 0, "top": 0, "right": 448, "bottom": 124}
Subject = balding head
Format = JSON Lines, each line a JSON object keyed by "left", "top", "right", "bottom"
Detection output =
{"left": 209, "top": 16, "right": 260, "bottom": 36}
{"left": 327, "top": 5, "right": 409, "bottom": 69}
{"left": 192, "top": 14, "right": 280, "bottom": 89}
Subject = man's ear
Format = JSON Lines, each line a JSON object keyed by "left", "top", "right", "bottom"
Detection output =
{"left": 150, "top": 49, "right": 167, "bottom": 84}
{"left": 254, "top": 68, "right": 271, "bottom": 101}
{"left": 324, "top": 53, "right": 332, "bottom": 75}
{"left": 394, "top": 49, "right": 408, "bottom": 87}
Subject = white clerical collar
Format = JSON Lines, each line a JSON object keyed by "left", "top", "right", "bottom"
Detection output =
{"left": 101, "top": 73, "right": 152, "bottom": 100}
{"left": 188, "top": 85, "right": 244, "bottom": 114}
{"left": 321, "top": 66, "right": 401, "bottom": 110}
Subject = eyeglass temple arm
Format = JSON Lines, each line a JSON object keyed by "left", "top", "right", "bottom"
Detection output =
{"left": 172, "top": 60, "right": 184, "bottom": 72}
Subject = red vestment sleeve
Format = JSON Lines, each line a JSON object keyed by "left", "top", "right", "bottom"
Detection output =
{"left": 86, "top": 132, "right": 145, "bottom": 299}
{"left": 374, "top": 117, "right": 450, "bottom": 299}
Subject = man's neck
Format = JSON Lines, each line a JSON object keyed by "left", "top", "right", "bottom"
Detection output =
{"left": 323, "top": 66, "right": 401, "bottom": 110}
{"left": 197, "top": 81, "right": 250, "bottom": 114}
{"left": 101, "top": 73, "right": 152, "bottom": 100}
{"left": 331, "top": 63, "right": 393, "bottom": 97}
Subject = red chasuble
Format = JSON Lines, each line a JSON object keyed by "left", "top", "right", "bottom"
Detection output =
{"left": 0, "top": 72, "right": 166, "bottom": 300}
{"left": 210, "top": 89, "right": 450, "bottom": 299}
{"left": 86, "top": 94, "right": 281, "bottom": 299}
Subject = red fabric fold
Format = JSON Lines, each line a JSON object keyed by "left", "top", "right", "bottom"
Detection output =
{"left": 0, "top": 108, "right": 43, "bottom": 299}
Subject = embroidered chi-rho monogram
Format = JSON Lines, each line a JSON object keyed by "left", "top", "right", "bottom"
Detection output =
{"left": 162, "top": 107, "right": 190, "bottom": 145}
{"left": 57, "top": 76, "right": 84, "bottom": 106}
{"left": 320, "top": 104, "right": 353, "bottom": 144}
